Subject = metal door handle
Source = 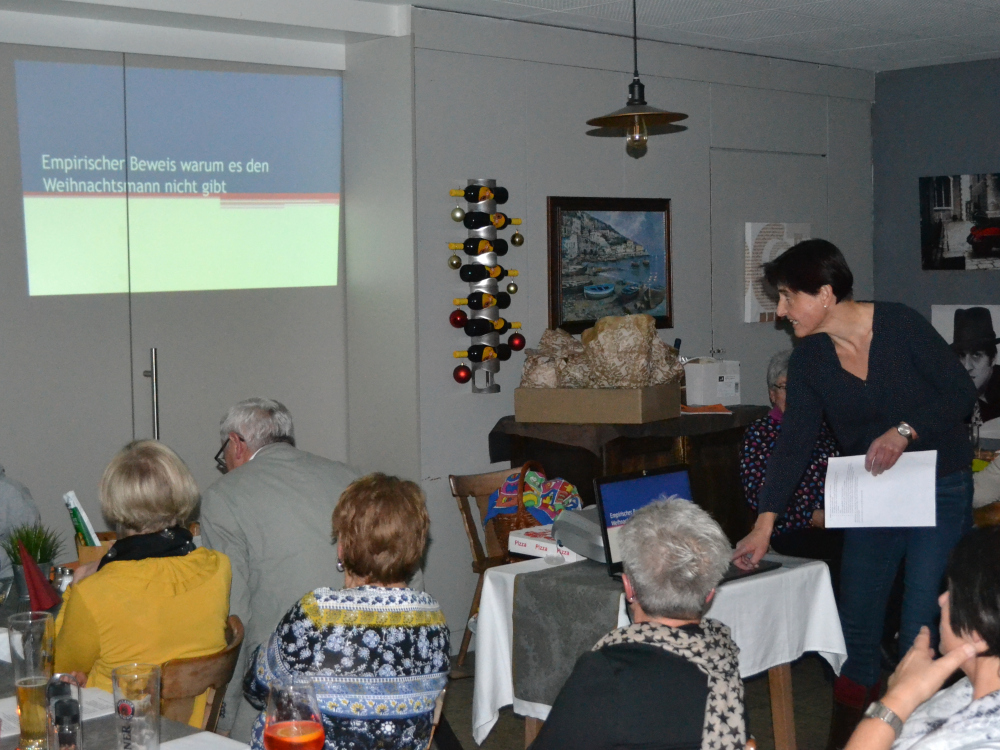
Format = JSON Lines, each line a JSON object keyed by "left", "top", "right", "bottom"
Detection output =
{"left": 142, "top": 348, "right": 160, "bottom": 440}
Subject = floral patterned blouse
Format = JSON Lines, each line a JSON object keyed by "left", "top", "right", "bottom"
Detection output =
{"left": 740, "top": 410, "right": 840, "bottom": 535}
{"left": 244, "top": 586, "right": 450, "bottom": 750}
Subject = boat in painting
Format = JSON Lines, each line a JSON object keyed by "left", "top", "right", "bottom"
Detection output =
{"left": 619, "top": 283, "right": 641, "bottom": 302}
{"left": 583, "top": 283, "right": 616, "bottom": 300}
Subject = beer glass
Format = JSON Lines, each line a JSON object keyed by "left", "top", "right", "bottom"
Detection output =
{"left": 112, "top": 663, "right": 160, "bottom": 750}
{"left": 8, "top": 611, "right": 55, "bottom": 750}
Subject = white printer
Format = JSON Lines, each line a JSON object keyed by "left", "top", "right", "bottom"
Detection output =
{"left": 552, "top": 506, "right": 606, "bottom": 563}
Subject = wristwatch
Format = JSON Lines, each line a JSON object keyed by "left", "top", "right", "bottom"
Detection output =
{"left": 863, "top": 701, "right": 904, "bottom": 738}
{"left": 896, "top": 422, "right": 915, "bottom": 443}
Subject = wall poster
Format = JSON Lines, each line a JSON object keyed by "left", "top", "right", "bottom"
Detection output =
{"left": 931, "top": 304, "right": 1000, "bottom": 439}
{"left": 744, "top": 223, "right": 809, "bottom": 323}
{"left": 920, "top": 174, "right": 1000, "bottom": 271}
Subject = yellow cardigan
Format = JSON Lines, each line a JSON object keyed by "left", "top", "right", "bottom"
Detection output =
{"left": 54, "top": 547, "right": 231, "bottom": 727}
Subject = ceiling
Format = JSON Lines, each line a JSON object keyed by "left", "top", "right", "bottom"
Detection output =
{"left": 402, "top": 0, "right": 1000, "bottom": 71}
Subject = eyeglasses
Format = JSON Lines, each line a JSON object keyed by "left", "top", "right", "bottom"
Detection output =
{"left": 214, "top": 434, "right": 246, "bottom": 474}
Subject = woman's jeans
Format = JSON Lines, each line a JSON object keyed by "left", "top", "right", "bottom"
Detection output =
{"left": 838, "top": 468, "right": 973, "bottom": 687}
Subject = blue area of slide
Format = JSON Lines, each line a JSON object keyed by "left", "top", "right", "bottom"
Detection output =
{"left": 15, "top": 61, "right": 125, "bottom": 192}
{"left": 600, "top": 470, "right": 694, "bottom": 529}
{"left": 15, "top": 61, "right": 341, "bottom": 195}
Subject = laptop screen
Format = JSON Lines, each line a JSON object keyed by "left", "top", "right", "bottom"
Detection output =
{"left": 595, "top": 467, "right": 693, "bottom": 572}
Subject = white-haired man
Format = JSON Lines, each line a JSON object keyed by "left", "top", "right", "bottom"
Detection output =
{"left": 200, "top": 398, "right": 358, "bottom": 741}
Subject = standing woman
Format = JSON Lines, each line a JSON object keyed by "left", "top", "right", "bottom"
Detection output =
{"left": 732, "top": 240, "right": 977, "bottom": 749}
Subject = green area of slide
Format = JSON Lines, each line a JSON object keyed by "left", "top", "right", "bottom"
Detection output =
{"left": 22, "top": 196, "right": 339, "bottom": 296}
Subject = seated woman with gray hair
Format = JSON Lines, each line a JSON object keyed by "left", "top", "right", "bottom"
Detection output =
{"left": 54, "top": 441, "right": 231, "bottom": 727}
{"left": 741, "top": 350, "right": 842, "bottom": 578}
{"left": 530, "top": 498, "right": 744, "bottom": 750}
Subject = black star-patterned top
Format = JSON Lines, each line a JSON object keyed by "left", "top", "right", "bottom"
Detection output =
{"left": 529, "top": 623, "right": 736, "bottom": 750}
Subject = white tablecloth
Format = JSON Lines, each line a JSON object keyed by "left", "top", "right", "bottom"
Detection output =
{"left": 471, "top": 554, "right": 846, "bottom": 744}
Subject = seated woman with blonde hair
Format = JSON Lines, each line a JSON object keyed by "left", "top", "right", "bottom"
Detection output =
{"left": 245, "top": 473, "right": 450, "bottom": 750}
{"left": 54, "top": 441, "right": 231, "bottom": 726}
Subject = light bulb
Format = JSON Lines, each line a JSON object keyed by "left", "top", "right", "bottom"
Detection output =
{"left": 625, "top": 115, "right": 648, "bottom": 159}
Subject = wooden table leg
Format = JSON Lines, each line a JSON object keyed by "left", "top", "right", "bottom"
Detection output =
{"left": 768, "top": 663, "right": 797, "bottom": 750}
{"left": 525, "top": 717, "right": 543, "bottom": 748}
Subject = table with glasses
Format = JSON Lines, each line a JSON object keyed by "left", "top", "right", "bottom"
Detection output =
{"left": 0, "top": 595, "right": 243, "bottom": 749}
{"left": 472, "top": 555, "right": 846, "bottom": 750}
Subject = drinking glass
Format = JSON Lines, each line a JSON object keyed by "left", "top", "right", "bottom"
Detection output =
{"left": 0, "top": 576, "right": 14, "bottom": 606}
{"left": 112, "top": 663, "right": 160, "bottom": 750}
{"left": 8, "top": 611, "right": 54, "bottom": 750}
{"left": 46, "top": 673, "right": 84, "bottom": 750}
{"left": 263, "top": 679, "right": 325, "bottom": 750}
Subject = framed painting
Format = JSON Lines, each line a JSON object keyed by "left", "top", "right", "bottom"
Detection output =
{"left": 547, "top": 196, "right": 672, "bottom": 334}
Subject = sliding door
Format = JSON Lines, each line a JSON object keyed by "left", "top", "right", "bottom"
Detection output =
{"left": 122, "top": 55, "right": 348, "bottom": 493}
{"left": 0, "top": 46, "right": 348, "bottom": 546}
{"left": 0, "top": 46, "right": 134, "bottom": 541}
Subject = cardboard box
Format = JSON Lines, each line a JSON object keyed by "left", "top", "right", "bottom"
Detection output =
{"left": 76, "top": 532, "right": 115, "bottom": 565}
{"left": 508, "top": 526, "right": 585, "bottom": 562}
{"left": 514, "top": 381, "right": 681, "bottom": 424}
{"left": 683, "top": 359, "right": 741, "bottom": 406}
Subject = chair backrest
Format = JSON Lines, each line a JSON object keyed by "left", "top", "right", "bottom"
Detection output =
{"left": 160, "top": 614, "right": 245, "bottom": 731}
{"left": 449, "top": 466, "right": 522, "bottom": 563}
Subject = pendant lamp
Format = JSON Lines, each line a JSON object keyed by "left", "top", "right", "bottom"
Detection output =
{"left": 586, "top": 0, "right": 688, "bottom": 158}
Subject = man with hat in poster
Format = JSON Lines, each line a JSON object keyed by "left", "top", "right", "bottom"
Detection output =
{"left": 952, "top": 307, "right": 1000, "bottom": 426}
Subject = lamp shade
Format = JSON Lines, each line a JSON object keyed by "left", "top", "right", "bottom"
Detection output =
{"left": 586, "top": 104, "right": 688, "bottom": 129}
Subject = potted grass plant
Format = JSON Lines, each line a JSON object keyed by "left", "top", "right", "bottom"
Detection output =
{"left": 1, "top": 524, "right": 64, "bottom": 602}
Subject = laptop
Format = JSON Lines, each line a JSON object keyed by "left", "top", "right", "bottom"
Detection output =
{"left": 593, "top": 466, "right": 780, "bottom": 583}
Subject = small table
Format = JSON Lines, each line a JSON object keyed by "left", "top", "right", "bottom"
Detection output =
{"left": 472, "top": 555, "right": 845, "bottom": 750}
{"left": 0, "top": 599, "right": 233, "bottom": 749}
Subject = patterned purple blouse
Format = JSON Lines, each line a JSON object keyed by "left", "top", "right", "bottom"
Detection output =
{"left": 741, "top": 410, "right": 840, "bottom": 535}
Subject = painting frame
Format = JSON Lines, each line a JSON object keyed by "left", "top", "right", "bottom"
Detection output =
{"left": 547, "top": 196, "right": 672, "bottom": 334}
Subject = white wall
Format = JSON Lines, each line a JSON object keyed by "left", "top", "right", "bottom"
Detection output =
{"left": 344, "top": 35, "right": 422, "bottom": 481}
{"left": 403, "top": 8, "right": 874, "bottom": 647}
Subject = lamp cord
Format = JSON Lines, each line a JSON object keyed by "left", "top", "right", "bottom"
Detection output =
{"left": 632, "top": 0, "right": 638, "bottom": 77}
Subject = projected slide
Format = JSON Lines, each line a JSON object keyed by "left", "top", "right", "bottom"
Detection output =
{"left": 15, "top": 61, "right": 341, "bottom": 295}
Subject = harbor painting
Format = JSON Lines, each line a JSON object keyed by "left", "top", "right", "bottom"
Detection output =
{"left": 547, "top": 197, "right": 671, "bottom": 333}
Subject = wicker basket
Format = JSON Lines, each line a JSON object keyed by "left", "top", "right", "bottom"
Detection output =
{"left": 492, "top": 461, "right": 545, "bottom": 559}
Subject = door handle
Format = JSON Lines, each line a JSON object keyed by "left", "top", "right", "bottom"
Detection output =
{"left": 142, "top": 348, "right": 160, "bottom": 441}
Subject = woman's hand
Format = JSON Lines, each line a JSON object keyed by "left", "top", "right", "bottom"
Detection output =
{"left": 72, "top": 562, "right": 99, "bottom": 585}
{"left": 810, "top": 510, "right": 826, "bottom": 528}
{"left": 881, "top": 627, "right": 977, "bottom": 722}
{"left": 69, "top": 672, "right": 88, "bottom": 688}
{"left": 865, "top": 427, "right": 913, "bottom": 476}
{"left": 733, "top": 514, "right": 775, "bottom": 570}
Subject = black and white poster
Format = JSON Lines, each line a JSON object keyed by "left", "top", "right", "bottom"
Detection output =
{"left": 932, "top": 305, "right": 1000, "bottom": 439}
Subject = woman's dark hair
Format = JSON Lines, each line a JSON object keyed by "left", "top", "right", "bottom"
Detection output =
{"left": 946, "top": 527, "right": 1000, "bottom": 657}
{"left": 762, "top": 239, "right": 854, "bottom": 302}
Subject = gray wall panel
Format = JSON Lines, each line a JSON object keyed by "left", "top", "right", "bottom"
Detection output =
{"left": 709, "top": 149, "right": 828, "bottom": 406}
{"left": 710, "top": 84, "right": 828, "bottom": 154}
{"left": 873, "top": 58, "right": 1000, "bottom": 314}
{"left": 344, "top": 35, "right": 421, "bottom": 480}
{"left": 828, "top": 96, "right": 875, "bottom": 299}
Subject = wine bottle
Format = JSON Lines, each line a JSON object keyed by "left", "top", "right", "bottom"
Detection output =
{"left": 463, "top": 318, "right": 521, "bottom": 336}
{"left": 449, "top": 186, "right": 509, "bottom": 204}
{"left": 462, "top": 211, "right": 522, "bottom": 230}
{"left": 453, "top": 292, "right": 512, "bottom": 310}
{"left": 459, "top": 264, "right": 519, "bottom": 282}
{"left": 449, "top": 239, "right": 508, "bottom": 256}
{"left": 453, "top": 344, "right": 513, "bottom": 362}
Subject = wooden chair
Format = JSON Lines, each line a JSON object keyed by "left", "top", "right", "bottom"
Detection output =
{"left": 449, "top": 465, "right": 524, "bottom": 668}
{"left": 161, "top": 615, "right": 245, "bottom": 731}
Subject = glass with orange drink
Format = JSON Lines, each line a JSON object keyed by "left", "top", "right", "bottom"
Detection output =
{"left": 263, "top": 679, "right": 325, "bottom": 750}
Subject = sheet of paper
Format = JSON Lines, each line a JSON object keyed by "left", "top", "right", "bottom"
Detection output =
{"left": 0, "top": 628, "right": 9, "bottom": 662}
{"left": 0, "top": 686, "right": 115, "bottom": 737}
{"left": 162, "top": 732, "right": 250, "bottom": 749}
{"left": 825, "top": 450, "right": 937, "bottom": 528}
